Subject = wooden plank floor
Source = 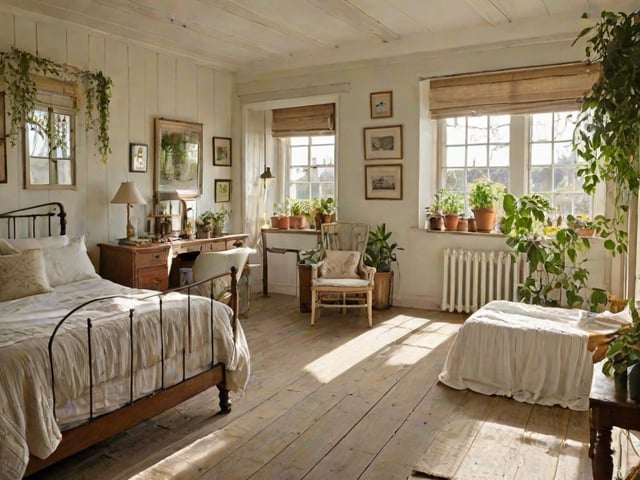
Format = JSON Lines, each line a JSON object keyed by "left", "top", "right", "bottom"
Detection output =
{"left": 28, "top": 294, "right": 640, "bottom": 480}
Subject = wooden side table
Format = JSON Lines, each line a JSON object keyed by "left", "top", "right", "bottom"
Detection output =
{"left": 589, "top": 368, "right": 640, "bottom": 479}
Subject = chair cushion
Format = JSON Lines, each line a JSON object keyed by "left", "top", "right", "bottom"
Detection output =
{"left": 312, "top": 278, "right": 371, "bottom": 288}
{"left": 320, "top": 250, "right": 361, "bottom": 279}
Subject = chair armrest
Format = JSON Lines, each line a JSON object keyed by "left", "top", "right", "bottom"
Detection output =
{"left": 361, "top": 265, "right": 376, "bottom": 283}
{"left": 310, "top": 260, "right": 325, "bottom": 279}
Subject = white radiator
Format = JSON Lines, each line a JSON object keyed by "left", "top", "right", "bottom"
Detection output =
{"left": 441, "top": 249, "right": 529, "bottom": 313}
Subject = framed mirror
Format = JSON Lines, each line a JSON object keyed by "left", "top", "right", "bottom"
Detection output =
{"left": 155, "top": 118, "right": 203, "bottom": 197}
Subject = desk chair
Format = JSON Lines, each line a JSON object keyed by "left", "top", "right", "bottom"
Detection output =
{"left": 310, "top": 222, "right": 375, "bottom": 327}
{"left": 192, "top": 247, "right": 255, "bottom": 314}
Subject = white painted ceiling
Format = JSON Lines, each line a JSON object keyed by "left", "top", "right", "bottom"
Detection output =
{"left": 1, "top": 0, "right": 638, "bottom": 77}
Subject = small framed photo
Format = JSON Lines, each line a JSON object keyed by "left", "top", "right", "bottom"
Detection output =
{"left": 129, "top": 143, "right": 148, "bottom": 173}
{"left": 213, "top": 136, "right": 232, "bottom": 166}
{"left": 370, "top": 90, "right": 393, "bottom": 119}
{"left": 365, "top": 164, "right": 403, "bottom": 200}
{"left": 363, "top": 125, "right": 403, "bottom": 160}
{"left": 215, "top": 179, "right": 231, "bottom": 203}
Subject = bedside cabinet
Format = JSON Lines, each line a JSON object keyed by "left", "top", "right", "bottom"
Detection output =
{"left": 98, "top": 243, "right": 170, "bottom": 290}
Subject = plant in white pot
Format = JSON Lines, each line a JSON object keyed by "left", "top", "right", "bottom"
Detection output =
{"left": 438, "top": 188, "right": 464, "bottom": 231}
{"left": 468, "top": 177, "right": 506, "bottom": 233}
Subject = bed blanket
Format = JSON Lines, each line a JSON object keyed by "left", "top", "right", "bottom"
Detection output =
{"left": 438, "top": 300, "right": 630, "bottom": 412}
{"left": 0, "top": 278, "right": 250, "bottom": 480}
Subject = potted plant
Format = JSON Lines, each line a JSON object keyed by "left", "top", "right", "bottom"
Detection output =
{"left": 425, "top": 192, "right": 444, "bottom": 231}
{"left": 501, "top": 192, "right": 608, "bottom": 311}
{"left": 602, "top": 300, "right": 640, "bottom": 396}
{"left": 364, "top": 223, "right": 403, "bottom": 309}
{"left": 297, "top": 243, "right": 324, "bottom": 312}
{"left": 468, "top": 177, "right": 506, "bottom": 233}
{"left": 289, "top": 199, "right": 312, "bottom": 229}
{"left": 273, "top": 199, "right": 291, "bottom": 229}
{"left": 438, "top": 188, "right": 464, "bottom": 231}
{"left": 197, "top": 205, "right": 230, "bottom": 237}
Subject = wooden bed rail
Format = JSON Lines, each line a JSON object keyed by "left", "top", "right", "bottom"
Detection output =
{"left": 0, "top": 202, "right": 67, "bottom": 238}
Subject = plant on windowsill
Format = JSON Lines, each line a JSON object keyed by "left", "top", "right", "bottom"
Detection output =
{"left": 437, "top": 188, "right": 464, "bottom": 231}
{"left": 364, "top": 223, "right": 403, "bottom": 309}
{"left": 425, "top": 192, "right": 444, "bottom": 231}
{"left": 468, "top": 177, "right": 507, "bottom": 233}
{"left": 289, "top": 199, "right": 312, "bottom": 229}
{"left": 501, "top": 192, "right": 608, "bottom": 311}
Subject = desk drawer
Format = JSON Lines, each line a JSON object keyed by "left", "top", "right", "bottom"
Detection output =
{"left": 137, "top": 250, "right": 167, "bottom": 268}
{"left": 137, "top": 266, "right": 169, "bottom": 290}
{"left": 203, "top": 242, "right": 225, "bottom": 252}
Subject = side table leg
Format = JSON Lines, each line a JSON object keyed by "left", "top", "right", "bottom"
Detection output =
{"left": 592, "top": 425, "right": 613, "bottom": 480}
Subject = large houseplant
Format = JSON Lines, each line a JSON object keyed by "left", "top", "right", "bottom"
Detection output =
{"left": 469, "top": 178, "right": 506, "bottom": 233}
{"left": 365, "top": 223, "right": 403, "bottom": 309}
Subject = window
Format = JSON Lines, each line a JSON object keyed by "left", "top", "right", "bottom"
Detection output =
{"left": 440, "top": 110, "right": 592, "bottom": 218}
{"left": 287, "top": 135, "right": 335, "bottom": 200}
{"left": 24, "top": 84, "right": 76, "bottom": 190}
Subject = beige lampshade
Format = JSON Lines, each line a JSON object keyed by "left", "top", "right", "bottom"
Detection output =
{"left": 111, "top": 181, "right": 146, "bottom": 205}
{"left": 111, "top": 181, "right": 146, "bottom": 240}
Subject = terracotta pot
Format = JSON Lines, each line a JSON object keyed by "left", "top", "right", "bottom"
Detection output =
{"left": 270, "top": 216, "right": 279, "bottom": 228}
{"left": 467, "top": 218, "right": 476, "bottom": 232}
{"left": 322, "top": 214, "right": 333, "bottom": 224}
{"left": 443, "top": 214, "right": 460, "bottom": 231}
{"left": 290, "top": 214, "right": 309, "bottom": 229}
{"left": 456, "top": 218, "right": 468, "bottom": 232}
{"left": 472, "top": 208, "right": 496, "bottom": 233}
{"left": 277, "top": 216, "right": 290, "bottom": 229}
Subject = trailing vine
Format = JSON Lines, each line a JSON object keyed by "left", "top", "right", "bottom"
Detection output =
{"left": 572, "top": 10, "right": 640, "bottom": 255}
{"left": 0, "top": 46, "right": 113, "bottom": 163}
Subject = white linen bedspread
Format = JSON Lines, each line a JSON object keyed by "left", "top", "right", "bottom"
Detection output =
{"left": 0, "top": 278, "right": 250, "bottom": 480}
{"left": 438, "top": 300, "right": 630, "bottom": 412}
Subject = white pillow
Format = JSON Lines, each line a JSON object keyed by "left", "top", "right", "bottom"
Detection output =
{"left": 320, "top": 250, "right": 361, "bottom": 279}
{"left": 42, "top": 235, "right": 99, "bottom": 287}
{"left": 0, "top": 249, "right": 52, "bottom": 301}
{"left": 7, "top": 235, "right": 69, "bottom": 250}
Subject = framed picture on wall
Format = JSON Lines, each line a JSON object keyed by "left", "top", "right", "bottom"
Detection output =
{"left": 365, "top": 164, "right": 403, "bottom": 200}
{"left": 370, "top": 90, "right": 393, "bottom": 119}
{"left": 215, "top": 179, "right": 231, "bottom": 202}
{"left": 129, "top": 143, "right": 148, "bottom": 172}
{"left": 363, "top": 125, "right": 402, "bottom": 160}
{"left": 155, "top": 118, "right": 203, "bottom": 196}
{"left": 213, "top": 136, "right": 232, "bottom": 166}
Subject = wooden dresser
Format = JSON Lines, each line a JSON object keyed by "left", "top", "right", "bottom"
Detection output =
{"left": 98, "top": 234, "right": 248, "bottom": 290}
{"left": 98, "top": 243, "right": 171, "bottom": 290}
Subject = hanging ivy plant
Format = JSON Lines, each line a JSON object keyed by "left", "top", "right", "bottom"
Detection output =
{"left": 0, "top": 46, "right": 113, "bottom": 163}
{"left": 572, "top": 10, "right": 640, "bottom": 255}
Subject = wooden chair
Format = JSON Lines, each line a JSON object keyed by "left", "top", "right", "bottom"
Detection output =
{"left": 310, "top": 222, "right": 375, "bottom": 327}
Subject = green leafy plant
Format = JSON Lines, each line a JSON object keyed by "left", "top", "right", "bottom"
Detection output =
{"left": 468, "top": 177, "right": 506, "bottom": 210}
{"left": 572, "top": 10, "right": 640, "bottom": 255}
{"left": 426, "top": 192, "right": 442, "bottom": 217}
{"left": 316, "top": 196, "right": 336, "bottom": 216}
{"left": 197, "top": 205, "right": 230, "bottom": 230}
{"left": 299, "top": 243, "right": 324, "bottom": 265}
{"left": 438, "top": 188, "right": 464, "bottom": 215}
{"left": 364, "top": 223, "right": 403, "bottom": 272}
{"left": 603, "top": 300, "right": 640, "bottom": 376}
{"left": 501, "top": 192, "right": 608, "bottom": 310}
{"left": 290, "top": 199, "right": 313, "bottom": 216}
{"left": 0, "top": 46, "right": 113, "bottom": 163}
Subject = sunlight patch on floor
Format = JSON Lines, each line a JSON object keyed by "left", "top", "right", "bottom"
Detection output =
{"left": 304, "top": 314, "right": 430, "bottom": 383}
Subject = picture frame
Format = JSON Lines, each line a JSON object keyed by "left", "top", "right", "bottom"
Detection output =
{"left": 0, "top": 93, "right": 5, "bottom": 183}
{"left": 215, "top": 179, "right": 231, "bottom": 203}
{"left": 129, "top": 143, "right": 148, "bottom": 173}
{"left": 365, "top": 164, "right": 403, "bottom": 200}
{"left": 363, "top": 125, "right": 402, "bottom": 160}
{"left": 213, "top": 136, "right": 232, "bottom": 166}
{"left": 155, "top": 118, "right": 203, "bottom": 196}
{"left": 369, "top": 90, "right": 393, "bottom": 119}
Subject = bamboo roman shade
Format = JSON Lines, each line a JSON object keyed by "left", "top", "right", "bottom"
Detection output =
{"left": 429, "top": 63, "right": 600, "bottom": 118}
{"left": 271, "top": 103, "right": 335, "bottom": 137}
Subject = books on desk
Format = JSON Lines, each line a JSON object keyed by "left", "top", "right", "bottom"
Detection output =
{"left": 118, "top": 238, "right": 152, "bottom": 246}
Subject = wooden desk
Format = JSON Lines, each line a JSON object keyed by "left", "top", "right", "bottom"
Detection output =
{"left": 260, "top": 228, "right": 319, "bottom": 296}
{"left": 589, "top": 368, "right": 640, "bottom": 479}
{"left": 99, "top": 234, "right": 248, "bottom": 289}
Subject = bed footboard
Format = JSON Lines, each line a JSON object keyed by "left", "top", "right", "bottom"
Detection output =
{"left": 25, "top": 267, "right": 238, "bottom": 476}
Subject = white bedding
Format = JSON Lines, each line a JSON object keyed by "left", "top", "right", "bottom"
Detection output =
{"left": 0, "top": 277, "right": 250, "bottom": 480}
{"left": 438, "top": 300, "right": 630, "bottom": 411}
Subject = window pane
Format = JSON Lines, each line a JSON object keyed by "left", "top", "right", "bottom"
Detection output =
{"left": 446, "top": 117, "right": 466, "bottom": 145}
{"left": 311, "top": 135, "right": 333, "bottom": 144}
{"left": 531, "top": 113, "right": 552, "bottom": 141}
{"left": 554, "top": 112, "right": 575, "bottom": 141}
{"left": 27, "top": 110, "right": 50, "bottom": 158}
{"left": 488, "top": 168, "right": 509, "bottom": 188}
{"left": 311, "top": 145, "right": 334, "bottom": 165}
{"left": 489, "top": 115, "right": 510, "bottom": 142}
{"left": 56, "top": 159, "right": 72, "bottom": 185}
{"left": 290, "top": 137, "right": 309, "bottom": 146}
{"left": 555, "top": 142, "right": 576, "bottom": 165}
{"left": 554, "top": 166, "right": 577, "bottom": 190}
{"left": 531, "top": 143, "right": 552, "bottom": 166}
{"left": 466, "top": 168, "right": 486, "bottom": 186}
{"left": 30, "top": 157, "right": 50, "bottom": 184}
{"left": 467, "top": 116, "right": 487, "bottom": 144}
{"left": 290, "top": 167, "right": 308, "bottom": 182}
{"left": 530, "top": 166, "right": 552, "bottom": 192}
{"left": 290, "top": 146, "right": 308, "bottom": 166}
{"left": 445, "top": 169, "right": 464, "bottom": 189}
{"left": 489, "top": 144, "right": 509, "bottom": 167}
{"left": 316, "top": 167, "right": 334, "bottom": 182}
{"left": 445, "top": 146, "right": 466, "bottom": 167}
{"left": 53, "top": 113, "right": 71, "bottom": 158}
{"left": 468, "top": 145, "right": 487, "bottom": 167}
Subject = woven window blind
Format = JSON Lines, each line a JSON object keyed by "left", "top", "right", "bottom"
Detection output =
{"left": 271, "top": 103, "right": 335, "bottom": 137}
{"left": 429, "top": 63, "right": 600, "bottom": 118}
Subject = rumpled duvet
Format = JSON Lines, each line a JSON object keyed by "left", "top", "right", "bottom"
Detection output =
{"left": 438, "top": 300, "right": 630, "bottom": 411}
{"left": 0, "top": 278, "right": 250, "bottom": 479}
